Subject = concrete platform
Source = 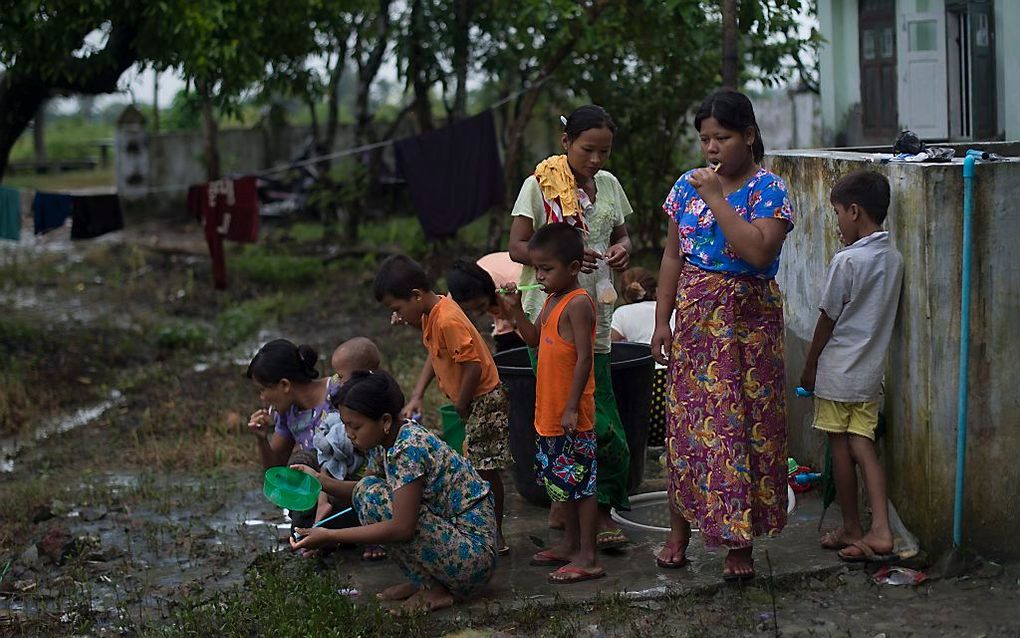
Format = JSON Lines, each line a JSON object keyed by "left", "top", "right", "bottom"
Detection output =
{"left": 339, "top": 484, "right": 842, "bottom": 608}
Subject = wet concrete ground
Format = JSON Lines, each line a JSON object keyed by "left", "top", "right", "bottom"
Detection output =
{"left": 341, "top": 483, "right": 840, "bottom": 608}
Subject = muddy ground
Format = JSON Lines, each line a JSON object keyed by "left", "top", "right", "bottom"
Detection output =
{"left": 1, "top": 216, "right": 1018, "bottom": 637}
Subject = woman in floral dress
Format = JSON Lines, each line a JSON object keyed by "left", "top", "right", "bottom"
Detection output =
{"left": 292, "top": 370, "right": 496, "bottom": 613}
{"left": 650, "top": 90, "right": 794, "bottom": 581}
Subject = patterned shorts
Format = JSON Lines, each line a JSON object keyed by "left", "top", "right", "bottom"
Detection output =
{"left": 464, "top": 386, "right": 513, "bottom": 471}
{"left": 536, "top": 429, "right": 598, "bottom": 502}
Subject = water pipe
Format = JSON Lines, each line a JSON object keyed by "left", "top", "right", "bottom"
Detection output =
{"left": 952, "top": 154, "right": 976, "bottom": 548}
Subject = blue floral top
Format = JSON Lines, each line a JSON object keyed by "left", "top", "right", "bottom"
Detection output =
{"left": 663, "top": 167, "right": 794, "bottom": 279}
{"left": 365, "top": 420, "right": 490, "bottom": 519}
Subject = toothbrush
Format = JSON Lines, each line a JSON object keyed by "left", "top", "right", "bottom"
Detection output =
{"left": 292, "top": 506, "right": 354, "bottom": 541}
{"left": 497, "top": 284, "right": 543, "bottom": 294}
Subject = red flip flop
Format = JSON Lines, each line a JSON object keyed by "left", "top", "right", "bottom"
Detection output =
{"left": 548, "top": 565, "right": 606, "bottom": 584}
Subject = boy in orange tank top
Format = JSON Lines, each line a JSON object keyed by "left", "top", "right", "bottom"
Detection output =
{"left": 374, "top": 254, "right": 514, "bottom": 555}
{"left": 502, "top": 222, "right": 603, "bottom": 584}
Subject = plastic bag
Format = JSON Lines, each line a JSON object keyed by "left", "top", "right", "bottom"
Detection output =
{"left": 595, "top": 260, "right": 617, "bottom": 305}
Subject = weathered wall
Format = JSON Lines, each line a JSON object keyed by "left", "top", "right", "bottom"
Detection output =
{"left": 766, "top": 150, "right": 1020, "bottom": 558}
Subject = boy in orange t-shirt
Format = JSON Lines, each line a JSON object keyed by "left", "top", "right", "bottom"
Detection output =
{"left": 374, "top": 254, "right": 513, "bottom": 554}
{"left": 502, "top": 222, "right": 602, "bottom": 585}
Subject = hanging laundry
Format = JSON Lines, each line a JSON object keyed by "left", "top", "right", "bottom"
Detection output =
{"left": 32, "top": 191, "right": 73, "bottom": 235}
{"left": 0, "top": 185, "right": 20, "bottom": 241}
{"left": 186, "top": 176, "right": 260, "bottom": 289}
{"left": 394, "top": 109, "right": 505, "bottom": 239}
{"left": 70, "top": 193, "right": 123, "bottom": 239}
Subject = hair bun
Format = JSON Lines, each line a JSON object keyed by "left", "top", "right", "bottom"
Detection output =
{"left": 559, "top": 115, "right": 568, "bottom": 126}
{"left": 297, "top": 344, "right": 320, "bottom": 378}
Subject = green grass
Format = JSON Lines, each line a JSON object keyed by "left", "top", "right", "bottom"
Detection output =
{"left": 214, "top": 291, "right": 312, "bottom": 345}
{"left": 143, "top": 553, "right": 430, "bottom": 638}
{"left": 8, "top": 116, "right": 114, "bottom": 164}
{"left": 2, "top": 167, "right": 116, "bottom": 191}
{"left": 231, "top": 248, "right": 325, "bottom": 287}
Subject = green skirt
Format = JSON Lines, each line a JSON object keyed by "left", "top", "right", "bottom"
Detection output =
{"left": 528, "top": 349, "right": 631, "bottom": 510}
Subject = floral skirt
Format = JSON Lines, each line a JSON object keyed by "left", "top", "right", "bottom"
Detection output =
{"left": 354, "top": 476, "right": 496, "bottom": 596}
{"left": 666, "top": 263, "right": 788, "bottom": 548}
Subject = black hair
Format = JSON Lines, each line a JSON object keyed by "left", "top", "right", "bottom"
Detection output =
{"left": 447, "top": 259, "right": 497, "bottom": 307}
{"left": 694, "top": 89, "right": 765, "bottom": 164}
{"left": 373, "top": 254, "right": 432, "bottom": 301}
{"left": 246, "top": 339, "right": 319, "bottom": 385}
{"left": 528, "top": 222, "right": 585, "bottom": 265}
{"left": 332, "top": 370, "right": 405, "bottom": 421}
{"left": 830, "top": 170, "right": 891, "bottom": 225}
{"left": 563, "top": 104, "right": 617, "bottom": 141}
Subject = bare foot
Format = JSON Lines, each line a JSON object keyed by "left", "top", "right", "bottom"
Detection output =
{"left": 396, "top": 587, "right": 454, "bottom": 613}
{"left": 838, "top": 529, "right": 894, "bottom": 559}
{"left": 656, "top": 538, "right": 688, "bottom": 568}
{"left": 819, "top": 527, "right": 861, "bottom": 550}
{"left": 376, "top": 582, "right": 419, "bottom": 601}
{"left": 723, "top": 547, "right": 754, "bottom": 581}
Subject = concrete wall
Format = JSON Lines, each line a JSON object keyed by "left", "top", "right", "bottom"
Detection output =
{"left": 766, "top": 150, "right": 1020, "bottom": 558}
{"left": 756, "top": 91, "right": 822, "bottom": 151}
{"left": 996, "top": 0, "right": 1020, "bottom": 140}
{"left": 817, "top": 0, "right": 862, "bottom": 146}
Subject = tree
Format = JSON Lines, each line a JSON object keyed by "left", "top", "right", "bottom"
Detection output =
{"left": 0, "top": 4, "right": 143, "bottom": 179}
{"left": 571, "top": 0, "right": 815, "bottom": 249}
{"left": 0, "top": 1, "right": 338, "bottom": 181}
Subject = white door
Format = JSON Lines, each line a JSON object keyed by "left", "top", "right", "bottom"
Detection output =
{"left": 897, "top": 0, "right": 948, "bottom": 140}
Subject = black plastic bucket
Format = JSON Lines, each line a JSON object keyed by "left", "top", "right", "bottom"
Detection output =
{"left": 494, "top": 342, "right": 654, "bottom": 507}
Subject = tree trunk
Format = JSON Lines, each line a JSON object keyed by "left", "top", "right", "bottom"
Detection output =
{"left": 348, "top": 0, "right": 394, "bottom": 243}
{"left": 408, "top": 0, "right": 435, "bottom": 133}
{"left": 153, "top": 71, "right": 160, "bottom": 133}
{"left": 451, "top": 0, "right": 473, "bottom": 121}
{"left": 198, "top": 79, "right": 221, "bottom": 181}
{"left": 32, "top": 103, "right": 46, "bottom": 165}
{"left": 721, "top": 0, "right": 738, "bottom": 88}
{"left": 0, "top": 23, "right": 138, "bottom": 181}
{"left": 486, "top": 0, "right": 612, "bottom": 250}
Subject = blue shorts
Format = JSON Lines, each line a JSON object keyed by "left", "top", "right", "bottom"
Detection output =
{"left": 536, "top": 429, "right": 597, "bottom": 502}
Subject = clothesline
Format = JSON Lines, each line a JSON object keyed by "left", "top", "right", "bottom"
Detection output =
{"left": 125, "top": 76, "right": 552, "bottom": 194}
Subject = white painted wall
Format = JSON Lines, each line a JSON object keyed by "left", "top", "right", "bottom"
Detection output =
{"left": 821, "top": 0, "right": 1017, "bottom": 144}
{"left": 997, "top": 0, "right": 1020, "bottom": 139}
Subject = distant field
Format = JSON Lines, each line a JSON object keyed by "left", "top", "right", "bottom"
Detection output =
{"left": 3, "top": 167, "right": 116, "bottom": 191}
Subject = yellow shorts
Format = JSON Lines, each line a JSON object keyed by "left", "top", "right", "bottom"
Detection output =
{"left": 813, "top": 398, "right": 880, "bottom": 440}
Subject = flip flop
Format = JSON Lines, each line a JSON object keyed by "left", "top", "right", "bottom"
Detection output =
{"left": 838, "top": 540, "right": 898, "bottom": 564}
{"left": 722, "top": 563, "right": 754, "bottom": 583}
{"left": 655, "top": 540, "right": 689, "bottom": 569}
{"left": 497, "top": 544, "right": 511, "bottom": 556}
{"left": 820, "top": 529, "right": 854, "bottom": 551}
{"left": 548, "top": 565, "right": 606, "bottom": 584}
{"left": 596, "top": 528, "right": 628, "bottom": 550}
{"left": 530, "top": 550, "right": 570, "bottom": 566}
{"left": 362, "top": 544, "right": 387, "bottom": 562}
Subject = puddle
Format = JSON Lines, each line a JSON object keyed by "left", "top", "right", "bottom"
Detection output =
{"left": 0, "top": 390, "right": 123, "bottom": 473}
{"left": 1, "top": 471, "right": 287, "bottom": 630}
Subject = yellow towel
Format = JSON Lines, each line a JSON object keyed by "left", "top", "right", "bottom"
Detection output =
{"left": 534, "top": 155, "right": 580, "bottom": 219}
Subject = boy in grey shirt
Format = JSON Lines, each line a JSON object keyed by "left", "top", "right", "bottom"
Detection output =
{"left": 800, "top": 170, "right": 903, "bottom": 563}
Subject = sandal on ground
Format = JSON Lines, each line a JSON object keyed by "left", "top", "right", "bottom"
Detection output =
{"left": 548, "top": 565, "right": 606, "bottom": 584}
{"left": 530, "top": 550, "right": 570, "bottom": 566}
{"left": 655, "top": 540, "right": 689, "bottom": 569}
{"left": 838, "top": 540, "right": 897, "bottom": 564}
{"left": 596, "top": 528, "right": 628, "bottom": 550}
{"left": 497, "top": 544, "right": 511, "bottom": 556}
{"left": 362, "top": 544, "right": 387, "bottom": 562}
